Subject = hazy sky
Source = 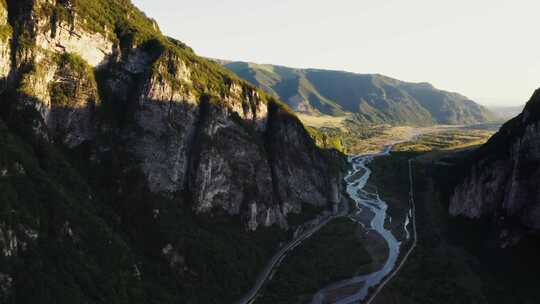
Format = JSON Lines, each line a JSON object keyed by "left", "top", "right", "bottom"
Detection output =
{"left": 132, "top": 0, "right": 539, "bottom": 106}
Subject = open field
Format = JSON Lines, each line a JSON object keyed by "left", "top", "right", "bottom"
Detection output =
{"left": 393, "top": 129, "right": 495, "bottom": 153}
{"left": 348, "top": 124, "right": 497, "bottom": 155}
{"left": 299, "top": 111, "right": 500, "bottom": 155}
{"left": 297, "top": 113, "right": 351, "bottom": 131}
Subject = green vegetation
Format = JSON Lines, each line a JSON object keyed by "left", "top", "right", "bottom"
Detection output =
{"left": 257, "top": 218, "right": 373, "bottom": 304}
{"left": 0, "top": 22, "right": 9, "bottom": 42}
{"left": 286, "top": 204, "right": 326, "bottom": 227}
{"left": 370, "top": 155, "right": 488, "bottom": 304}
{"left": 0, "top": 113, "right": 292, "bottom": 303}
{"left": 223, "top": 61, "right": 495, "bottom": 125}
{"left": 306, "top": 126, "right": 344, "bottom": 151}
{"left": 0, "top": 118, "right": 143, "bottom": 304}
{"left": 0, "top": 0, "right": 11, "bottom": 42}
{"left": 50, "top": 53, "right": 98, "bottom": 106}
{"left": 368, "top": 148, "right": 540, "bottom": 304}
{"left": 367, "top": 153, "right": 416, "bottom": 240}
{"left": 0, "top": 2, "right": 311, "bottom": 303}
{"left": 393, "top": 129, "right": 494, "bottom": 153}
{"left": 70, "top": 0, "right": 161, "bottom": 46}
{"left": 0, "top": 1, "right": 347, "bottom": 304}
{"left": 224, "top": 62, "right": 347, "bottom": 116}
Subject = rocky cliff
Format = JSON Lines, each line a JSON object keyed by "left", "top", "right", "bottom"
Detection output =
{"left": 3, "top": 0, "right": 341, "bottom": 229}
{"left": 450, "top": 88, "right": 540, "bottom": 241}
{"left": 0, "top": 1, "right": 344, "bottom": 303}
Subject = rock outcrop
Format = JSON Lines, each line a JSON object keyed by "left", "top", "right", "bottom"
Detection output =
{"left": 0, "top": 1, "right": 346, "bottom": 302}
{"left": 0, "top": 0, "right": 342, "bottom": 231}
{"left": 450, "top": 89, "right": 540, "bottom": 234}
{"left": 0, "top": 0, "right": 10, "bottom": 89}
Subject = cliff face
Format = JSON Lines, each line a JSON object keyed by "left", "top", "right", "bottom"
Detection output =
{"left": 0, "top": 1, "right": 344, "bottom": 302}
{"left": 1, "top": 0, "right": 340, "bottom": 230}
{"left": 450, "top": 89, "right": 540, "bottom": 236}
{"left": 0, "top": 1, "right": 10, "bottom": 87}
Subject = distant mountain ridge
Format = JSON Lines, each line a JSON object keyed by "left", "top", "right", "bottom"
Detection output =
{"left": 488, "top": 105, "right": 525, "bottom": 121}
{"left": 222, "top": 61, "right": 495, "bottom": 125}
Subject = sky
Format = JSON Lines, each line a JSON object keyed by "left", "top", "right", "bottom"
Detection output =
{"left": 132, "top": 0, "right": 540, "bottom": 106}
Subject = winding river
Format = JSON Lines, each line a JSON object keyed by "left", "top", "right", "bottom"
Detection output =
{"left": 237, "top": 145, "right": 416, "bottom": 304}
{"left": 311, "top": 146, "right": 413, "bottom": 304}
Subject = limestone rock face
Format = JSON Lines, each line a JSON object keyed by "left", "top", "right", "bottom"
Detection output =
{"left": 15, "top": 0, "right": 114, "bottom": 68}
{"left": 47, "top": 56, "right": 100, "bottom": 146}
{"left": 4, "top": 0, "right": 112, "bottom": 145}
{"left": 0, "top": 1, "right": 346, "bottom": 303}
{"left": 131, "top": 54, "right": 198, "bottom": 195}
{"left": 0, "top": 0, "right": 343, "bottom": 232}
{"left": 34, "top": 16, "right": 113, "bottom": 67}
{"left": 189, "top": 102, "right": 279, "bottom": 230}
{"left": 128, "top": 52, "right": 335, "bottom": 230}
{"left": 267, "top": 104, "right": 336, "bottom": 214}
{"left": 0, "top": 2, "right": 10, "bottom": 89}
{"left": 451, "top": 89, "right": 540, "bottom": 233}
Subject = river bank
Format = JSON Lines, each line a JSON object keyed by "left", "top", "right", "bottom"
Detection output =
{"left": 238, "top": 127, "right": 490, "bottom": 304}
{"left": 244, "top": 146, "right": 415, "bottom": 304}
{"left": 310, "top": 149, "right": 416, "bottom": 304}
{"left": 372, "top": 151, "right": 540, "bottom": 304}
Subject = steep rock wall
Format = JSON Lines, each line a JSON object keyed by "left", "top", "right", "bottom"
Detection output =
{"left": 451, "top": 89, "right": 540, "bottom": 234}
{"left": 1, "top": 0, "right": 343, "bottom": 231}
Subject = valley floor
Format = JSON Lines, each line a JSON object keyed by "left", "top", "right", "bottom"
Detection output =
{"left": 246, "top": 125, "right": 540, "bottom": 304}
{"left": 299, "top": 111, "right": 499, "bottom": 155}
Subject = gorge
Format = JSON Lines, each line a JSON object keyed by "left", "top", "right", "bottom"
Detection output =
{"left": 1, "top": 1, "right": 539, "bottom": 304}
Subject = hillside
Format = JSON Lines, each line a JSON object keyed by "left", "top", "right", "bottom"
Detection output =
{"left": 451, "top": 88, "right": 540, "bottom": 243}
{"left": 0, "top": 1, "right": 344, "bottom": 303}
{"left": 488, "top": 105, "right": 524, "bottom": 121}
{"left": 222, "top": 61, "right": 495, "bottom": 125}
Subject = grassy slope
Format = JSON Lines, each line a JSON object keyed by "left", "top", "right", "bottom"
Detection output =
{"left": 224, "top": 62, "right": 346, "bottom": 116}
{"left": 223, "top": 62, "right": 495, "bottom": 125}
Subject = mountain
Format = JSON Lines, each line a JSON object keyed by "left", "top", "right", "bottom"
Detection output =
{"left": 450, "top": 88, "right": 540, "bottom": 244}
{"left": 488, "top": 105, "right": 525, "bottom": 121}
{"left": 222, "top": 61, "right": 495, "bottom": 125}
{"left": 0, "top": 1, "right": 344, "bottom": 303}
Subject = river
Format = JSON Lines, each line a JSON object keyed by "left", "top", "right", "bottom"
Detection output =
{"left": 311, "top": 145, "right": 413, "bottom": 304}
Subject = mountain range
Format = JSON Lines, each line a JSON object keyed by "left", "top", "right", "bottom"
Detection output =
{"left": 221, "top": 61, "right": 496, "bottom": 125}
{"left": 488, "top": 105, "right": 525, "bottom": 121}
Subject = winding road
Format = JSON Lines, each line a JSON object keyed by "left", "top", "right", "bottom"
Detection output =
{"left": 236, "top": 213, "right": 341, "bottom": 304}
